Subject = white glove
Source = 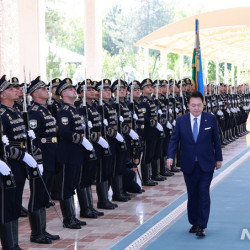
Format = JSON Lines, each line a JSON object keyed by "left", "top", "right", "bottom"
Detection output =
{"left": 158, "top": 109, "right": 163, "bottom": 115}
{"left": 172, "top": 120, "right": 176, "bottom": 126}
{"left": 2, "top": 135, "right": 9, "bottom": 145}
{"left": 166, "top": 121, "right": 173, "bottom": 129}
{"left": 97, "top": 136, "right": 109, "bottom": 149}
{"left": 156, "top": 122, "right": 163, "bottom": 132}
{"left": 23, "top": 153, "right": 37, "bottom": 168}
{"left": 28, "top": 130, "right": 36, "bottom": 140}
{"left": 82, "top": 137, "right": 94, "bottom": 151}
{"left": 119, "top": 116, "right": 124, "bottom": 122}
{"left": 88, "top": 121, "right": 93, "bottom": 129}
{"left": 38, "top": 164, "right": 43, "bottom": 175}
{"left": 175, "top": 107, "right": 179, "bottom": 113}
{"left": 129, "top": 129, "right": 139, "bottom": 140}
{"left": 169, "top": 108, "right": 173, "bottom": 114}
{"left": 133, "top": 114, "right": 138, "bottom": 120}
{"left": 115, "top": 132, "right": 124, "bottom": 142}
{"left": 103, "top": 119, "right": 108, "bottom": 126}
{"left": 0, "top": 160, "right": 11, "bottom": 176}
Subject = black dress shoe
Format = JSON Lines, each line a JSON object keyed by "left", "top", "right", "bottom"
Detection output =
{"left": 44, "top": 231, "right": 60, "bottom": 240}
{"left": 196, "top": 227, "right": 206, "bottom": 237}
{"left": 91, "top": 208, "right": 104, "bottom": 216}
{"left": 189, "top": 225, "right": 199, "bottom": 233}
{"left": 74, "top": 217, "right": 86, "bottom": 226}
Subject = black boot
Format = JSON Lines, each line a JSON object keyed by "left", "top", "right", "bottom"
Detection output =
{"left": 111, "top": 175, "right": 128, "bottom": 202}
{"left": 29, "top": 210, "right": 52, "bottom": 244}
{"left": 160, "top": 157, "right": 174, "bottom": 176}
{"left": 12, "top": 220, "right": 22, "bottom": 250}
{"left": 40, "top": 207, "right": 60, "bottom": 240}
{"left": 141, "top": 163, "right": 158, "bottom": 186}
{"left": 0, "top": 221, "right": 15, "bottom": 250}
{"left": 60, "top": 198, "right": 81, "bottom": 229}
{"left": 97, "top": 181, "right": 115, "bottom": 209}
{"left": 77, "top": 188, "right": 98, "bottom": 218}
{"left": 69, "top": 197, "right": 86, "bottom": 226}
{"left": 152, "top": 159, "right": 166, "bottom": 181}
{"left": 19, "top": 206, "right": 28, "bottom": 218}
{"left": 106, "top": 181, "right": 118, "bottom": 208}
{"left": 86, "top": 186, "right": 104, "bottom": 216}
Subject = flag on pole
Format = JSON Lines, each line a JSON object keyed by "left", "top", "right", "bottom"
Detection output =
{"left": 192, "top": 19, "right": 204, "bottom": 96}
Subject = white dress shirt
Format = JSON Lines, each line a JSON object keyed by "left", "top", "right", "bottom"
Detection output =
{"left": 190, "top": 113, "right": 201, "bottom": 134}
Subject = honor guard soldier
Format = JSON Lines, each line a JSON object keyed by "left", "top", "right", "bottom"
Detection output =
{"left": 151, "top": 80, "right": 166, "bottom": 182}
{"left": 74, "top": 81, "right": 84, "bottom": 107}
{"left": 12, "top": 77, "right": 29, "bottom": 218}
{"left": 12, "top": 77, "right": 24, "bottom": 113}
{"left": 56, "top": 78, "right": 92, "bottom": 229}
{"left": 111, "top": 80, "right": 139, "bottom": 201}
{"left": 48, "top": 78, "right": 62, "bottom": 202}
{"left": 126, "top": 80, "right": 145, "bottom": 193}
{"left": 27, "top": 76, "right": 60, "bottom": 243}
{"left": 77, "top": 79, "right": 108, "bottom": 218}
{"left": 48, "top": 78, "right": 62, "bottom": 118}
{"left": 167, "top": 79, "right": 181, "bottom": 172}
{"left": 139, "top": 78, "right": 164, "bottom": 186}
{"left": 95, "top": 79, "right": 124, "bottom": 209}
{"left": 158, "top": 80, "right": 174, "bottom": 177}
{"left": 0, "top": 75, "right": 39, "bottom": 249}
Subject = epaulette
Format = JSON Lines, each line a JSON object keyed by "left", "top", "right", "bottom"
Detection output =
{"left": 0, "top": 108, "right": 6, "bottom": 115}
{"left": 31, "top": 105, "right": 39, "bottom": 111}
{"left": 63, "top": 105, "right": 69, "bottom": 110}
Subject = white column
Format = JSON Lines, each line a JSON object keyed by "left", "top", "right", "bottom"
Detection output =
{"left": 237, "top": 64, "right": 241, "bottom": 85}
{"left": 179, "top": 53, "right": 183, "bottom": 80}
{"left": 18, "top": 0, "right": 46, "bottom": 81}
{"left": 84, "top": 0, "right": 102, "bottom": 80}
{"left": 216, "top": 61, "right": 219, "bottom": 86}
{"left": 144, "top": 47, "right": 149, "bottom": 78}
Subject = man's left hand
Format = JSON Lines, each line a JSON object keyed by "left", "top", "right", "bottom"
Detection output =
{"left": 215, "top": 161, "right": 222, "bottom": 170}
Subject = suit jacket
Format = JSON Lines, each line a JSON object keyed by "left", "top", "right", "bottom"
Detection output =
{"left": 167, "top": 112, "right": 223, "bottom": 174}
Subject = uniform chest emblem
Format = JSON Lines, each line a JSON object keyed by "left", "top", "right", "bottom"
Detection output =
{"left": 29, "top": 120, "right": 37, "bottom": 129}
{"left": 61, "top": 117, "right": 69, "bottom": 125}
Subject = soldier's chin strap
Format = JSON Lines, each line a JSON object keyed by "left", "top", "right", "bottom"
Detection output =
{"left": 37, "top": 168, "right": 63, "bottom": 224}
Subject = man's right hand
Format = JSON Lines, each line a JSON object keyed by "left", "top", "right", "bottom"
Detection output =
{"left": 166, "top": 158, "right": 173, "bottom": 170}
{"left": 22, "top": 153, "right": 37, "bottom": 168}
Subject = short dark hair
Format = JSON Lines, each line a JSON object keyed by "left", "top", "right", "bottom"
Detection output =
{"left": 187, "top": 91, "right": 204, "bottom": 104}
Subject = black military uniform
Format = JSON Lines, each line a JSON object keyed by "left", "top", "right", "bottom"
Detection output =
{"left": 0, "top": 75, "right": 34, "bottom": 249}
{"left": 140, "top": 78, "right": 160, "bottom": 186}
{"left": 95, "top": 79, "right": 120, "bottom": 209}
{"left": 158, "top": 80, "right": 174, "bottom": 177}
{"left": 151, "top": 80, "right": 166, "bottom": 181}
{"left": 77, "top": 79, "right": 105, "bottom": 218}
{"left": 47, "top": 78, "right": 61, "bottom": 202}
{"left": 27, "top": 76, "right": 60, "bottom": 244}
{"left": 56, "top": 78, "right": 86, "bottom": 229}
{"left": 111, "top": 80, "right": 136, "bottom": 201}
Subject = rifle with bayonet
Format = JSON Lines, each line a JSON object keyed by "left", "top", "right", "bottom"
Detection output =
{"left": 22, "top": 70, "right": 40, "bottom": 178}
{"left": 116, "top": 80, "right": 127, "bottom": 151}
{"left": 99, "top": 79, "right": 111, "bottom": 156}
{"left": 81, "top": 83, "right": 97, "bottom": 160}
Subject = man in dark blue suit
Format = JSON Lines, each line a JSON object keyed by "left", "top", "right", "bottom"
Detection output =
{"left": 167, "top": 91, "right": 223, "bottom": 237}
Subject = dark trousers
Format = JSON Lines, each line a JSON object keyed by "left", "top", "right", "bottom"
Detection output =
{"left": 59, "top": 163, "right": 81, "bottom": 200}
{"left": 0, "top": 186, "right": 16, "bottom": 223}
{"left": 8, "top": 160, "right": 26, "bottom": 220}
{"left": 183, "top": 163, "right": 213, "bottom": 228}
